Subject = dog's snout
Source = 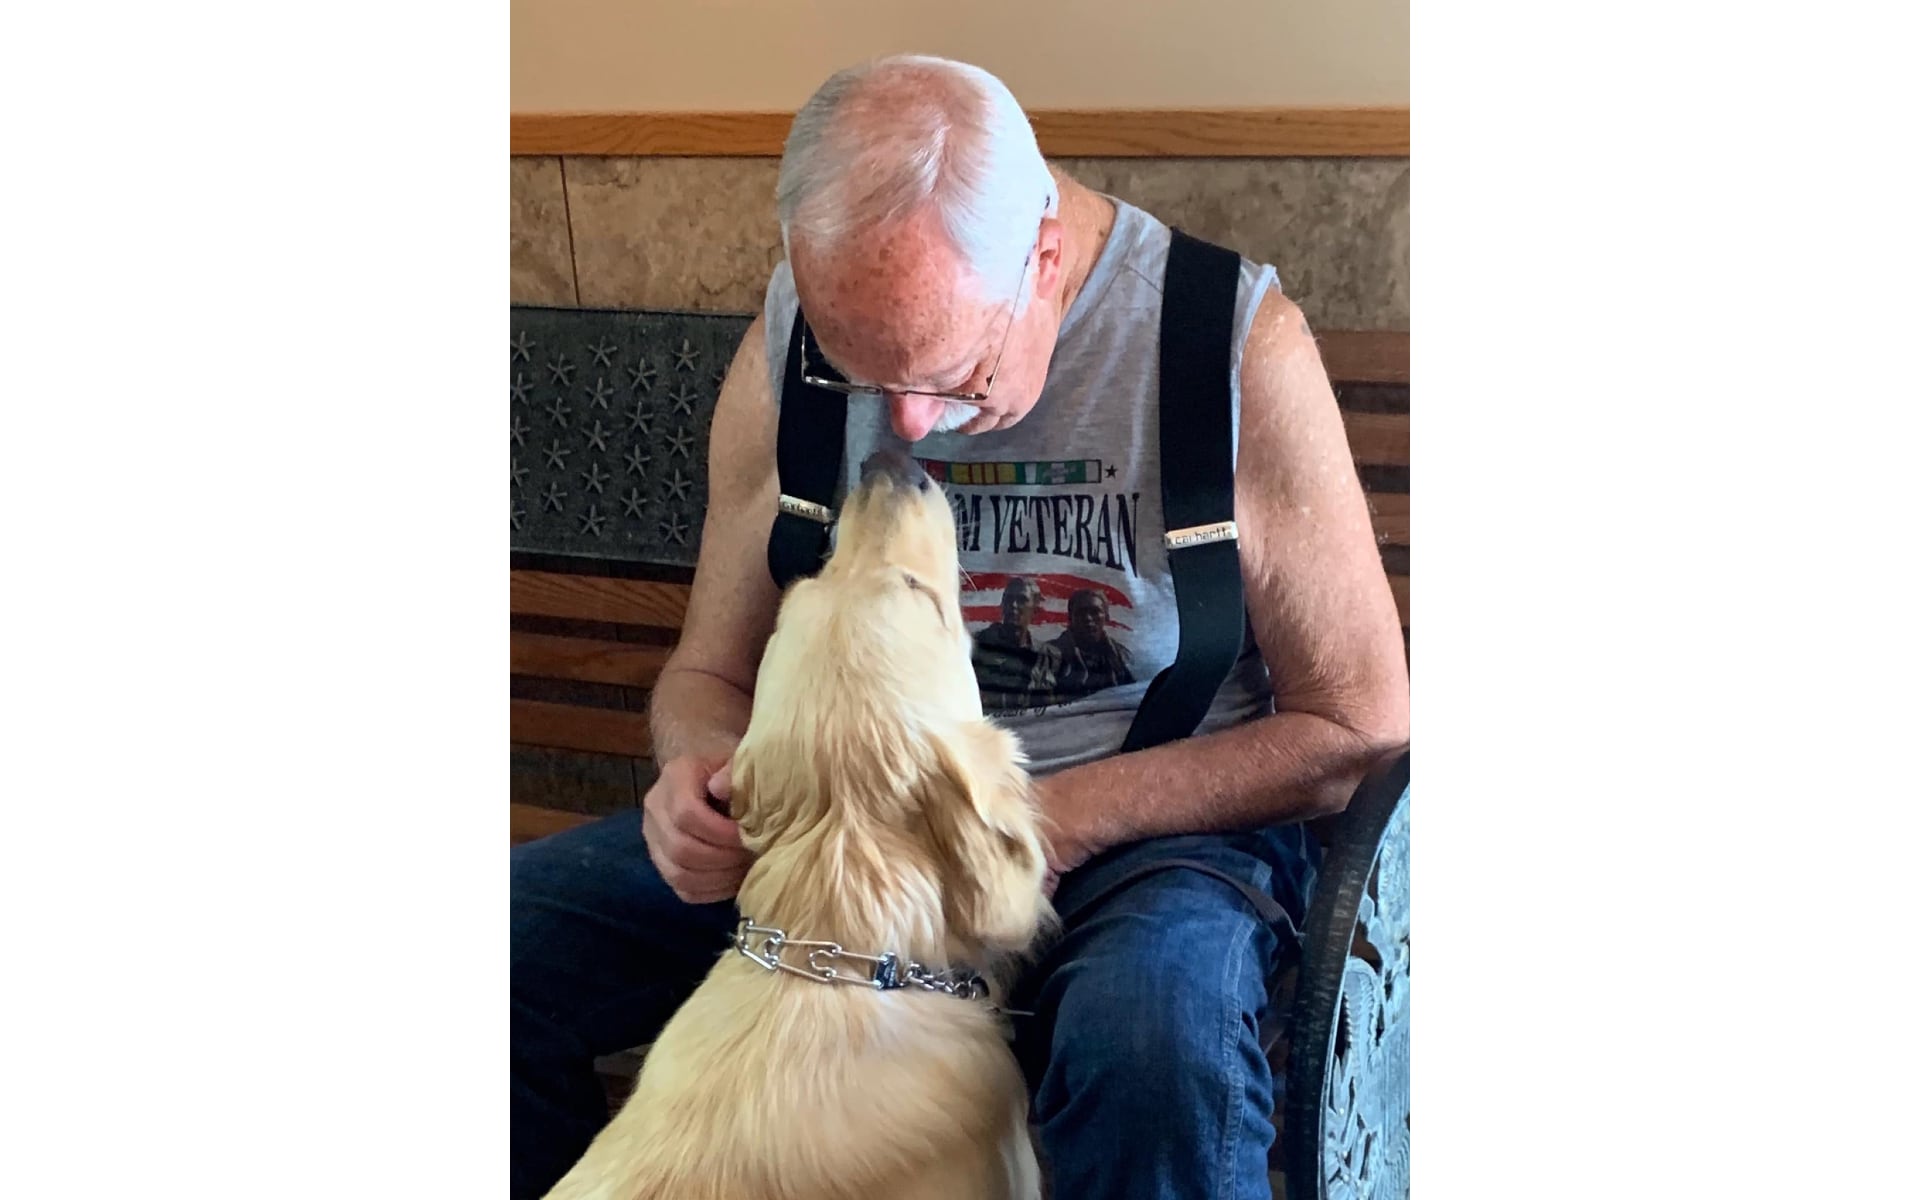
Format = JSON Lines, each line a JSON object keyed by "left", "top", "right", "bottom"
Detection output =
{"left": 860, "top": 449, "right": 930, "bottom": 492}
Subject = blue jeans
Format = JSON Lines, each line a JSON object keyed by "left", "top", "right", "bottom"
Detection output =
{"left": 511, "top": 809, "right": 1318, "bottom": 1200}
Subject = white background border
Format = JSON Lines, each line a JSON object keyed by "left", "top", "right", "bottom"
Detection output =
{"left": 2, "top": 1, "right": 1916, "bottom": 1194}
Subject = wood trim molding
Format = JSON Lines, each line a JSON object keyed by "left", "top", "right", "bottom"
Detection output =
{"left": 1342, "top": 412, "right": 1409, "bottom": 469}
{"left": 510, "top": 106, "right": 1409, "bottom": 158}
{"left": 511, "top": 632, "right": 670, "bottom": 688}
{"left": 510, "top": 571, "right": 690, "bottom": 628}
{"left": 1317, "top": 331, "right": 1409, "bottom": 385}
{"left": 511, "top": 699, "right": 653, "bottom": 757}
{"left": 510, "top": 803, "right": 596, "bottom": 846}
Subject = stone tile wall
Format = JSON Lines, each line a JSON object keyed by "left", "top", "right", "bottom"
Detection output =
{"left": 511, "top": 156, "right": 1409, "bottom": 330}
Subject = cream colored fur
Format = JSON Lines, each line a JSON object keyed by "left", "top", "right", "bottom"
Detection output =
{"left": 543, "top": 462, "right": 1055, "bottom": 1200}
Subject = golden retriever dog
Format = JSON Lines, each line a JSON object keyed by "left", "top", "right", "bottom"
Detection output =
{"left": 543, "top": 448, "right": 1054, "bottom": 1200}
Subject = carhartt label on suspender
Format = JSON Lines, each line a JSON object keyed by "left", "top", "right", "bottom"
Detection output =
{"left": 1162, "top": 520, "right": 1239, "bottom": 551}
{"left": 779, "top": 494, "right": 835, "bottom": 525}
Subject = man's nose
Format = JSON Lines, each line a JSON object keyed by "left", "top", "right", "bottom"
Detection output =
{"left": 887, "top": 392, "right": 943, "bottom": 442}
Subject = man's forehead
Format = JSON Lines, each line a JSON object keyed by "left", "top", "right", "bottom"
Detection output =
{"left": 792, "top": 227, "right": 995, "bottom": 381}
{"left": 808, "top": 293, "right": 977, "bottom": 375}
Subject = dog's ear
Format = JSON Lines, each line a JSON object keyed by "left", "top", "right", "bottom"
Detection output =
{"left": 728, "top": 758, "right": 757, "bottom": 832}
{"left": 727, "top": 749, "right": 796, "bottom": 854}
{"left": 921, "top": 721, "right": 1051, "bottom": 949}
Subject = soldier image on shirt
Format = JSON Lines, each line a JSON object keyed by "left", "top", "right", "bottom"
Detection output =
{"left": 971, "top": 577, "right": 1046, "bottom": 710}
{"left": 1032, "top": 588, "right": 1135, "bottom": 703}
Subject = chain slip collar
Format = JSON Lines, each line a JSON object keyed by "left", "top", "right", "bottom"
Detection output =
{"left": 729, "top": 917, "right": 1027, "bottom": 1015}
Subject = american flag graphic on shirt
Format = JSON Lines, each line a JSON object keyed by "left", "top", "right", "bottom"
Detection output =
{"left": 961, "top": 572, "right": 1133, "bottom": 633}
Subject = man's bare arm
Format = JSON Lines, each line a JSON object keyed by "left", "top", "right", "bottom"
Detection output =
{"left": 646, "top": 313, "right": 784, "bottom": 765}
{"left": 1037, "top": 291, "right": 1410, "bottom": 869}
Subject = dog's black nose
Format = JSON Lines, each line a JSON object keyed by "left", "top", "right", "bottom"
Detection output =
{"left": 860, "top": 448, "right": 930, "bottom": 491}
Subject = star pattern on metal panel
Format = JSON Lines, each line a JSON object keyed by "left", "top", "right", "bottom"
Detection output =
{"left": 511, "top": 311, "right": 741, "bottom": 562}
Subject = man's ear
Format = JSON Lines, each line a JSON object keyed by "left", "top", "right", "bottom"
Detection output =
{"left": 921, "top": 721, "right": 1050, "bottom": 949}
{"left": 1033, "top": 214, "right": 1067, "bottom": 301}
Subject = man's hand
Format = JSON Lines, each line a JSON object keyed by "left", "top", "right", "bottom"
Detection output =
{"left": 642, "top": 756, "right": 751, "bottom": 905}
{"left": 1033, "top": 774, "right": 1100, "bottom": 897}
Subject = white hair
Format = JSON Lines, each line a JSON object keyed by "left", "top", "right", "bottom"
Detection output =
{"left": 776, "top": 55, "right": 1059, "bottom": 313}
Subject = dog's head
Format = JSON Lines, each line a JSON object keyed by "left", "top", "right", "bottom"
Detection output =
{"left": 731, "top": 449, "right": 1050, "bottom": 953}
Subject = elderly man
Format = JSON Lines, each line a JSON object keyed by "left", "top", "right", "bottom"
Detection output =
{"left": 512, "top": 54, "right": 1408, "bottom": 1200}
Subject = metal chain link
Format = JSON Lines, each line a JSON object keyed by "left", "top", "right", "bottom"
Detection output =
{"left": 731, "top": 917, "right": 1025, "bottom": 1014}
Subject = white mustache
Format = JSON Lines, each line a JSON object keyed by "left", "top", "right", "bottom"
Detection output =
{"left": 928, "top": 401, "right": 981, "bottom": 433}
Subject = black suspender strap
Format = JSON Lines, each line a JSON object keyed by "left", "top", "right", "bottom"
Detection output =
{"left": 767, "top": 314, "right": 849, "bottom": 590}
{"left": 1119, "top": 228, "right": 1249, "bottom": 754}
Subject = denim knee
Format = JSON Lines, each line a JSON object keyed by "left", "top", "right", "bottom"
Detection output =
{"left": 1037, "top": 918, "right": 1270, "bottom": 1122}
{"left": 1018, "top": 856, "right": 1290, "bottom": 1199}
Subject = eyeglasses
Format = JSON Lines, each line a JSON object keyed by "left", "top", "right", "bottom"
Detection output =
{"left": 798, "top": 218, "right": 1040, "bottom": 406}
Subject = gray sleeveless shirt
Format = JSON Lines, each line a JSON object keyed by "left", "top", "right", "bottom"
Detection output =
{"left": 762, "top": 198, "right": 1280, "bottom": 777}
